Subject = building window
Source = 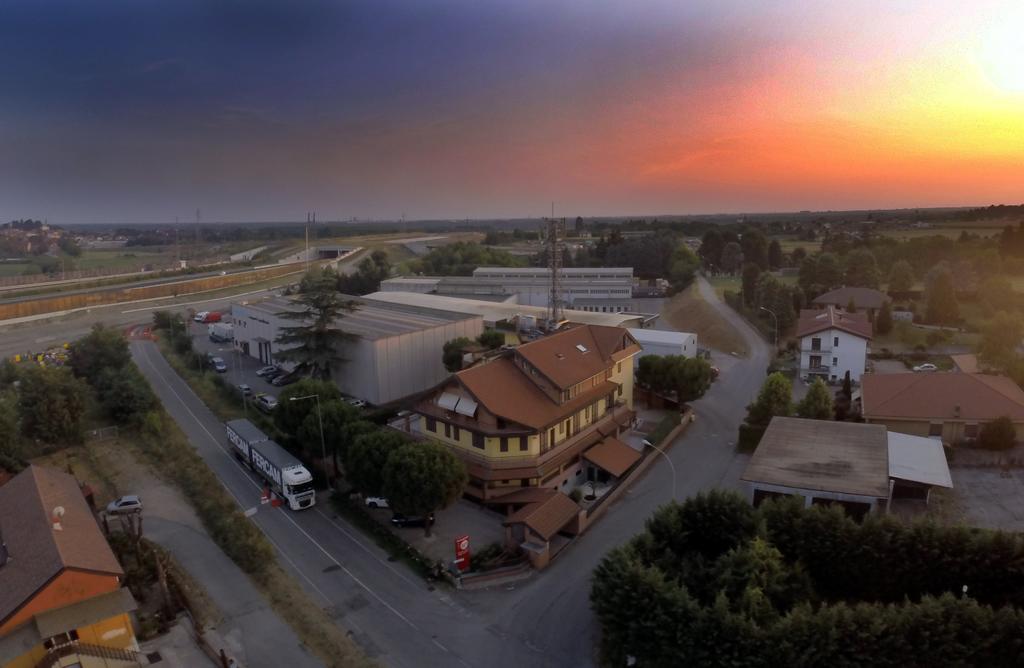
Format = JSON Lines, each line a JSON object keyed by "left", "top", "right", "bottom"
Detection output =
{"left": 548, "top": 428, "right": 555, "bottom": 446}
{"left": 453, "top": 426, "right": 460, "bottom": 441}
{"left": 833, "top": 336, "right": 839, "bottom": 347}
{"left": 500, "top": 437, "right": 509, "bottom": 452}
{"left": 617, "top": 384, "right": 623, "bottom": 397}
{"left": 617, "top": 362, "right": 622, "bottom": 373}
{"left": 928, "top": 422, "right": 943, "bottom": 437}
{"left": 519, "top": 436, "right": 528, "bottom": 451}
{"left": 965, "top": 423, "right": 979, "bottom": 439}
{"left": 832, "top": 357, "right": 838, "bottom": 367}
{"left": 811, "top": 337, "right": 821, "bottom": 351}
{"left": 444, "top": 422, "right": 451, "bottom": 438}
{"left": 473, "top": 432, "right": 484, "bottom": 449}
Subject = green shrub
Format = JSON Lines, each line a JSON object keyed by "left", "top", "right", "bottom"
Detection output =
{"left": 980, "top": 416, "right": 1017, "bottom": 451}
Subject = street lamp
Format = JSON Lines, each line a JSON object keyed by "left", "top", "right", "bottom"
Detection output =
{"left": 760, "top": 306, "right": 778, "bottom": 348}
{"left": 290, "top": 394, "right": 329, "bottom": 487}
{"left": 641, "top": 438, "right": 677, "bottom": 500}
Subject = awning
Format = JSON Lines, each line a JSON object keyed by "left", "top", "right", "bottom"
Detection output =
{"left": 887, "top": 432, "right": 953, "bottom": 488}
{"left": 503, "top": 492, "right": 580, "bottom": 541}
{"left": 34, "top": 587, "right": 138, "bottom": 639}
{"left": 584, "top": 436, "right": 642, "bottom": 478}
{"left": 437, "top": 392, "right": 459, "bottom": 411}
{"left": 454, "top": 397, "right": 478, "bottom": 417}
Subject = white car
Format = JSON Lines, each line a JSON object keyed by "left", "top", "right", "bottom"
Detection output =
{"left": 237, "top": 384, "right": 253, "bottom": 396}
{"left": 913, "top": 363, "right": 938, "bottom": 373}
{"left": 256, "top": 366, "right": 278, "bottom": 377}
{"left": 193, "top": 311, "right": 209, "bottom": 322}
{"left": 364, "top": 496, "right": 389, "bottom": 509}
{"left": 256, "top": 394, "right": 278, "bottom": 413}
{"left": 107, "top": 495, "right": 143, "bottom": 515}
{"left": 346, "top": 397, "right": 368, "bottom": 409}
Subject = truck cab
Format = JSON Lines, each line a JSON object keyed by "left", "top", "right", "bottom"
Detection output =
{"left": 281, "top": 465, "right": 315, "bottom": 509}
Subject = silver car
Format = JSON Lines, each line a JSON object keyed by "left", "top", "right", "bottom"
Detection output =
{"left": 107, "top": 495, "right": 143, "bottom": 515}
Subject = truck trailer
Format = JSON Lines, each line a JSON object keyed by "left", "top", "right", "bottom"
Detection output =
{"left": 208, "top": 322, "right": 234, "bottom": 343}
{"left": 225, "top": 419, "right": 315, "bottom": 510}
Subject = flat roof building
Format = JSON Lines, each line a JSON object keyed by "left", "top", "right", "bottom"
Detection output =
{"left": 232, "top": 295, "right": 483, "bottom": 405}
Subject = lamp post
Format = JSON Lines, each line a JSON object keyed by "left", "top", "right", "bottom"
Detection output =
{"left": 290, "top": 394, "right": 329, "bottom": 486}
{"left": 641, "top": 438, "right": 677, "bottom": 500}
{"left": 760, "top": 306, "right": 778, "bottom": 348}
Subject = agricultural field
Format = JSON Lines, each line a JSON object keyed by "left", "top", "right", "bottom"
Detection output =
{"left": 708, "top": 273, "right": 797, "bottom": 299}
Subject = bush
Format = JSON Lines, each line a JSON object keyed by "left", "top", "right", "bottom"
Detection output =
{"left": 980, "top": 416, "right": 1017, "bottom": 451}
{"left": 737, "top": 424, "right": 766, "bottom": 452}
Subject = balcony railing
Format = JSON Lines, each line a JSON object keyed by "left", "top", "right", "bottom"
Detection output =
{"left": 36, "top": 642, "right": 140, "bottom": 668}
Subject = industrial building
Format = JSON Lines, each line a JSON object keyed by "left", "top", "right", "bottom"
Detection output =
{"left": 626, "top": 328, "right": 698, "bottom": 364}
{"left": 380, "top": 266, "right": 637, "bottom": 312}
{"left": 365, "top": 291, "right": 655, "bottom": 329}
{"left": 232, "top": 295, "right": 483, "bottom": 405}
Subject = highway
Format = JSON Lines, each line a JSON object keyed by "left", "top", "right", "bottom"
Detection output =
{"left": 127, "top": 275, "right": 770, "bottom": 667}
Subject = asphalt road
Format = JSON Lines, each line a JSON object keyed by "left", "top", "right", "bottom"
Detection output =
{"left": 129, "top": 273, "right": 769, "bottom": 668}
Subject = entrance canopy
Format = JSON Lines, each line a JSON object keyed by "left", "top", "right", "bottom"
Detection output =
{"left": 584, "top": 436, "right": 641, "bottom": 478}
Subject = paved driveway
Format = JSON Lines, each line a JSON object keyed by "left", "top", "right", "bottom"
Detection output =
{"left": 951, "top": 467, "right": 1024, "bottom": 531}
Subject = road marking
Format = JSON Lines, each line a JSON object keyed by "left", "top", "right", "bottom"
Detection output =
{"left": 313, "top": 508, "right": 425, "bottom": 590}
{"left": 134, "top": 341, "right": 421, "bottom": 633}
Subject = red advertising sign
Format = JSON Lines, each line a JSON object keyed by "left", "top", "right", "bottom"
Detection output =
{"left": 454, "top": 535, "right": 471, "bottom": 572}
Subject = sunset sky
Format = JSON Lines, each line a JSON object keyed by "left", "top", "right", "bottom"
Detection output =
{"left": 2, "top": 0, "right": 1022, "bottom": 223}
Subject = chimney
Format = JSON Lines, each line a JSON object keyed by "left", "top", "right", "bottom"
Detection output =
{"left": 52, "top": 506, "right": 65, "bottom": 532}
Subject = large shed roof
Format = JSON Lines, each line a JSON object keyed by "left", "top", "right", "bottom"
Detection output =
{"left": 742, "top": 417, "right": 890, "bottom": 498}
{"left": 861, "top": 373, "right": 1024, "bottom": 421}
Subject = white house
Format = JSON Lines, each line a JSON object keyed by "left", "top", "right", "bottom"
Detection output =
{"left": 796, "top": 306, "right": 871, "bottom": 384}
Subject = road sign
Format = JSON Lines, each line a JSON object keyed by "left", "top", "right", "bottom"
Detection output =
{"left": 454, "top": 534, "right": 471, "bottom": 572}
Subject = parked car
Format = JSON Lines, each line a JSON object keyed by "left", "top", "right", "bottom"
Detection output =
{"left": 211, "top": 357, "right": 228, "bottom": 373}
{"left": 256, "top": 394, "right": 278, "bottom": 413}
{"left": 237, "top": 383, "right": 253, "bottom": 396}
{"left": 913, "top": 363, "right": 938, "bottom": 373}
{"left": 390, "top": 512, "right": 434, "bottom": 528}
{"left": 256, "top": 366, "right": 278, "bottom": 377}
{"left": 364, "top": 496, "right": 389, "bottom": 509}
{"left": 346, "top": 397, "right": 367, "bottom": 409}
{"left": 106, "top": 495, "right": 143, "bottom": 515}
{"left": 194, "top": 311, "right": 209, "bottom": 322}
{"left": 271, "top": 372, "right": 298, "bottom": 386}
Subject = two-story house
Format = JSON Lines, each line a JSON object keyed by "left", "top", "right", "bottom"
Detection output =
{"left": 797, "top": 306, "right": 872, "bottom": 383}
{"left": 409, "top": 324, "right": 642, "bottom": 501}
{"left": 0, "top": 466, "right": 141, "bottom": 668}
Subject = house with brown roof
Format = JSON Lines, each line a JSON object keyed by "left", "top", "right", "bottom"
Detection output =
{"left": 861, "top": 372, "right": 1024, "bottom": 445}
{"left": 0, "top": 466, "right": 140, "bottom": 668}
{"left": 797, "top": 306, "right": 872, "bottom": 384}
{"left": 812, "top": 286, "right": 888, "bottom": 317}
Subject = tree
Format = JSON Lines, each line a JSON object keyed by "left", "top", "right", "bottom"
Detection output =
{"left": 477, "top": 330, "right": 505, "bottom": 349}
{"left": 843, "top": 249, "right": 881, "bottom": 288}
{"left": 0, "top": 391, "right": 22, "bottom": 467}
{"left": 979, "top": 416, "right": 1016, "bottom": 450}
{"left": 411, "top": 242, "right": 524, "bottom": 276}
{"left": 337, "top": 250, "right": 391, "bottom": 295}
{"left": 69, "top": 324, "right": 131, "bottom": 383}
{"left": 876, "top": 301, "right": 893, "bottom": 335}
{"left": 636, "top": 355, "right": 715, "bottom": 403}
{"left": 94, "top": 367, "right": 155, "bottom": 424}
{"left": 274, "top": 269, "right": 358, "bottom": 379}
{"left": 668, "top": 244, "right": 700, "bottom": 291}
{"left": 980, "top": 311, "right": 1024, "bottom": 364}
{"left": 791, "top": 247, "right": 807, "bottom": 266}
{"left": 925, "top": 266, "right": 959, "bottom": 324}
{"left": 442, "top": 337, "right": 472, "bottom": 372}
{"left": 297, "top": 400, "right": 359, "bottom": 474}
{"left": 796, "top": 379, "right": 833, "bottom": 420}
{"left": 274, "top": 379, "right": 343, "bottom": 437}
{"left": 745, "top": 373, "right": 793, "bottom": 427}
{"left": 347, "top": 430, "right": 407, "bottom": 497}
{"left": 741, "top": 263, "right": 761, "bottom": 307}
{"left": 719, "top": 242, "right": 743, "bottom": 275}
{"left": 382, "top": 442, "right": 467, "bottom": 536}
{"left": 18, "top": 366, "right": 88, "bottom": 444}
{"left": 768, "top": 240, "right": 783, "bottom": 270}
{"left": 699, "top": 229, "right": 725, "bottom": 270}
{"left": 815, "top": 253, "right": 843, "bottom": 291}
{"left": 740, "top": 230, "right": 769, "bottom": 270}
{"left": 58, "top": 236, "right": 82, "bottom": 257}
{"left": 887, "top": 260, "right": 915, "bottom": 293}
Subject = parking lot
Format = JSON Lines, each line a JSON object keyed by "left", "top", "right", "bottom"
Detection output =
{"left": 950, "top": 467, "right": 1024, "bottom": 531}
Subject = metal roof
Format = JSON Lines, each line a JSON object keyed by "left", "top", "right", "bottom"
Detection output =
{"left": 627, "top": 328, "right": 696, "bottom": 345}
{"left": 226, "top": 419, "right": 269, "bottom": 445}
{"left": 887, "top": 432, "right": 953, "bottom": 488}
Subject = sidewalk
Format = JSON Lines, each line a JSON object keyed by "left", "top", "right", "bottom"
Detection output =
{"left": 147, "top": 516, "right": 320, "bottom": 668}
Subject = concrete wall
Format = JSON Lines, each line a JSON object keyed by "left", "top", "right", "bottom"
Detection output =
{"left": 866, "top": 416, "right": 1024, "bottom": 445}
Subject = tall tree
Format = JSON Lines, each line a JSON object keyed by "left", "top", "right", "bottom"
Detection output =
{"left": 815, "top": 253, "right": 843, "bottom": 291}
{"left": 347, "top": 430, "right": 407, "bottom": 497}
{"left": 442, "top": 337, "right": 473, "bottom": 372}
{"left": 796, "top": 379, "right": 833, "bottom": 420}
{"left": 275, "top": 269, "right": 358, "bottom": 379}
{"left": 69, "top": 324, "right": 131, "bottom": 383}
{"left": 745, "top": 373, "right": 793, "bottom": 428}
{"left": 382, "top": 442, "right": 467, "bottom": 536}
{"left": 925, "top": 267, "right": 959, "bottom": 325}
{"left": 740, "top": 230, "right": 769, "bottom": 270}
{"left": 980, "top": 311, "right": 1024, "bottom": 364}
{"left": 699, "top": 229, "right": 725, "bottom": 270}
{"left": 843, "top": 249, "right": 881, "bottom": 288}
{"left": 719, "top": 242, "right": 743, "bottom": 275}
{"left": 274, "top": 379, "right": 343, "bottom": 437}
{"left": 768, "top": 239, "right": 783, "bottom": 270}
{"left": 875, "top": 301, "right": 893, "bottom": 335}
{"left": 887, "top": 260, "right": 915, "bottom": 293}
{"left": 18, "top": 366, "right": 88, "bottom": 444}
{"left": 297, "top": 400, "right": 359, "bottom": 474}
{"left": 741, "top": 263, "right": 761, "bottom": 307}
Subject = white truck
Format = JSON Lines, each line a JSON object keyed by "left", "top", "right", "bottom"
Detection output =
{"left": 226, "top": 419, "right": 315, "bottom": 510}
{"left": 208, "top": 322, "right": 234, "bottom": 343}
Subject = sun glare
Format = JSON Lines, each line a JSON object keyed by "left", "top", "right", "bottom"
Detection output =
{"left": 980, "top": 10, "right": 1024, "bottom": 93}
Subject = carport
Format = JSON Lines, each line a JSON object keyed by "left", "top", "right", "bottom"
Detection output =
{"left": 887, "top": 432, "right": 953, "bottom": 503}
{"left": 583, "top": 436, "right": 642, "bottom": 484}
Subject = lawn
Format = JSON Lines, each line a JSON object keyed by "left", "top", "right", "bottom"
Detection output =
{"left": 707, "top": 273, "right": 797, "bottom": 299}
{"left": 0, "top": 261, "right": 33, "bottom": 277}
{"left": 661, "top": 283, "right": 749, "bottom": 356}
{"left": 74, "top": 248, "right": 172, "bottom": 271}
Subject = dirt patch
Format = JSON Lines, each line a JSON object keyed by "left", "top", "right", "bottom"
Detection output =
{"left": 661, "top": 285, "right": 748, "bottom": 357}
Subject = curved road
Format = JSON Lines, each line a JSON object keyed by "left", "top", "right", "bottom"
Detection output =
{"left": 129, "top": 274, "right": 770, "bottom": 668}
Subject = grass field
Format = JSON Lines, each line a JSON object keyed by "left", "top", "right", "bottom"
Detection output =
{"left": 74, "top": 248, "right": 172, "bottom": 271}
{"left": 707, "top": 273, "right": 797, "bottom": 299}
{"left": 661, "top": 283, "right": 749, "bottom": 356}
{"left": 0, "top": 261, "right": 33, "bottom": 277}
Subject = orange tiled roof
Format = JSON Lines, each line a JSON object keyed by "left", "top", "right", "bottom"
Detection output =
{"left": 861, "top": 373, "right": 1024, "bottom": 421}
{"left": 796, "top": 306, "right": 872, "bottom": 340}
{"left": 503, "top": 492, "right": 580, "bottom": 540}
{"left": 583, "top": 437, "right": 641, "bottom": 477}
{"left": 516, "top": 324, "right": 640, "bottom": 390}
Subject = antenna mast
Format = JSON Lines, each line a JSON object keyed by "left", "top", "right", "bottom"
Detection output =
{"left": 546, "top": 215, "right": 565, "bottom": 327}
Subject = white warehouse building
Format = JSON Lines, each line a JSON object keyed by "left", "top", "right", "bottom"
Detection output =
{"left": 626, "top": 328, "right": 698, "bottom": 365}
{"left": 232, "top": 296, "right": 483, "bottom": 405}
{"left": 380, "top": 266, "right": 636, "bottom": 313}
